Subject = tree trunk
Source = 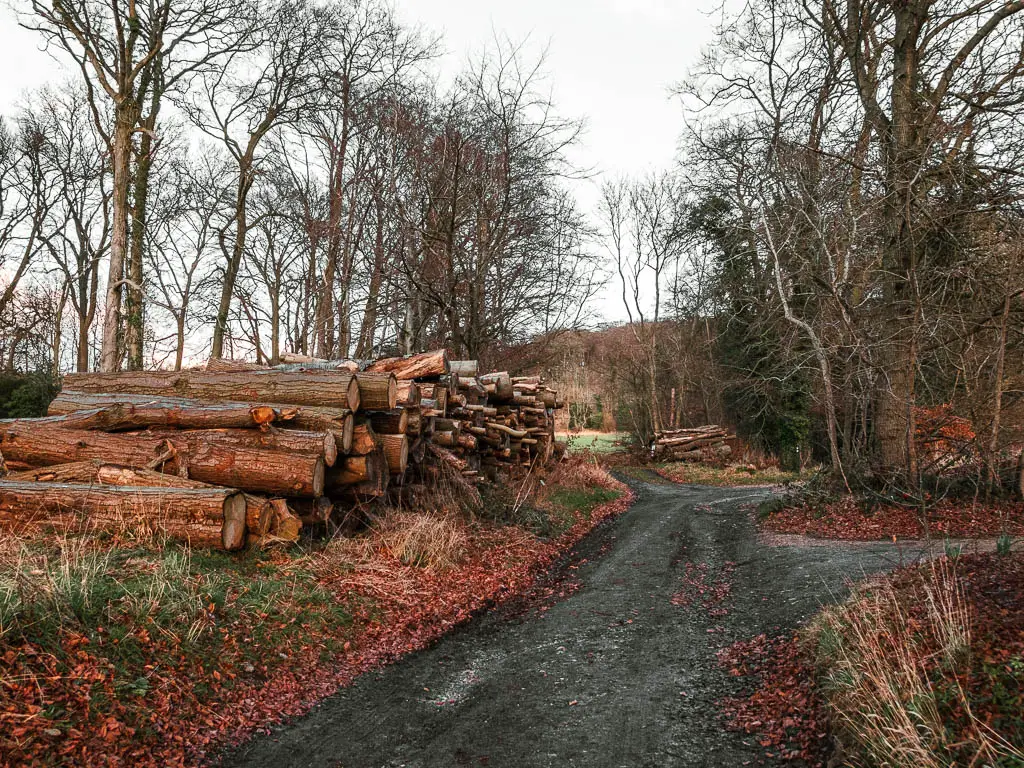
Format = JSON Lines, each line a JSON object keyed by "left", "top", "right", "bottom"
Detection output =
{"left": 126, "top": 116, "right": 156, "bottom": 371}
{"left": 986, "top": 294, "right": 1011, "bottom": 489}
{"left": 0, "top": 479, "right": 247, "bottom": 550}
{"left": 212, "top": 158, "right": 253, "bottom": 359}
{"left": 99, "top": 99, "right": 141, "bottom": 373}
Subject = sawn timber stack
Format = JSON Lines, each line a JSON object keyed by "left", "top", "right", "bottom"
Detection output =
{"left": 0, "top": 350, "right": 565, "bottom": 551}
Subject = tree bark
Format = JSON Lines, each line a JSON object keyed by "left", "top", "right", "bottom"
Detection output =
{"left": 366, "top": 349, "right": 449, "bottom": 379}
{"left": 0, "top": 422, "right": 325, "bottom": 497}
{"left": 0, "top": 479, "right": 247, "bottom": 550}
{"left": 99, "top": 99, "right": 141, "bottom": 372}
{"left": 63, "top": 369, "right": 361, "bottom": 410}
{"left": 49, "top": 392, "right": 354, "bottom": 454}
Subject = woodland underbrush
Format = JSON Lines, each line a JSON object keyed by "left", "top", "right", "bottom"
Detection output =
{"left": 719, "top": 553, "right": 1024, "bottom": 767}
{"left": 0, "top": 457, "right": 630, "bottom": 767}
{"left": 657, "top": 460, "right": 805, "bottom": 487}
{"left": 760, "top": 466, "right": 1024, "bottom": 542}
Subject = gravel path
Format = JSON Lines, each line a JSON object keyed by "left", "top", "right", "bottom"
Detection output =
{"left": 221, "top": 477, "right": 946, "bottom": 768}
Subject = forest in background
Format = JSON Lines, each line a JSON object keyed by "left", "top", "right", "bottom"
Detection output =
{"left": 543, "top": 0, "right": 1024, "bottom": 499}
{"left": 2, "top": 0, "right": 1024, "bottom": 493}
{"left": 0, "top": 0, "right": 601, "bottom": 379}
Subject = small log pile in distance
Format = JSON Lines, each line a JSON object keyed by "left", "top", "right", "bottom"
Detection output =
{"left": 649, "top": 425, "right": 735, "bottom": 462}
{"left": 0, "top": 350, "right": 566, "bottom": 551}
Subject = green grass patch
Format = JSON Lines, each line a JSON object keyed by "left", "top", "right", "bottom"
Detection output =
{"left": 530, "top": 486, "right": 622, "bottom": 538}
{"left": 0, "top": 537, "right": 354, "bottom": 691}
{"left": 566, "top": 432, "right": 628, "bottom": 455}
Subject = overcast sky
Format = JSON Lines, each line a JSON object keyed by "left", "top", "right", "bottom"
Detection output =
{"left": 0, "top": 0, "right": 719, "bottom": 323}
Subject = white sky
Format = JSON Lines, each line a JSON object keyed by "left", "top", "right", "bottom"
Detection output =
{"left": 0, "top": 0, "right": 719, "bottom": 325}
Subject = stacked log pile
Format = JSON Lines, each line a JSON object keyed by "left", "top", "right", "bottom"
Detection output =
{"left": 649, "top": 425, "right": 735, "bottom": 462}
{"left": 0, "top": 350, "right": 565, "bottom": 551}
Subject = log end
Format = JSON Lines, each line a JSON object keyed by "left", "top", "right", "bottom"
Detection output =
{"left": 221, "top": 492, "right": 248, "bottom": 551}
{"left": 348, "top": 377, "right": 362, "bottom": 413}
{"left": 312, "top": 457, "right": 326, "bottom": 497}
{"left": 387, "top": 375, "right": 398, "bottom": 410}
{"left": 341, "top": 414, "right": 355, "bottom": 454}
{"left": 322, "top": 432, "right": 339, "bottom": 467}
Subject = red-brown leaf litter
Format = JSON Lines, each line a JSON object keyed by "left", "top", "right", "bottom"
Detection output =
{"left": 718, "top": 552, "right": 1024, "bottom": 766}
{"left": 762, "top": 495, "right": 1024, "bottom": 540}
{"left": 717, "top": 632, "right": 827, "bottom": 764}
{"left": 0, "top": 482, "right": 633, "bottom": 767}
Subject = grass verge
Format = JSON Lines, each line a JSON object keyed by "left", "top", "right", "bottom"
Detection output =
{"left": 0, "top": 458, "right": 631, "bottom": 766}
{"left": 719, "top": 553, "right": 1024, "bottom": 767}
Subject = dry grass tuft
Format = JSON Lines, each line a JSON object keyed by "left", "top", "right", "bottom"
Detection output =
{"left": 321, "top": 510, "right": 470, "bottom": 573}
{"left": 373, "top": 511, "right": 469, "bottom": 570}
{"left": 812, "top": 558, "right": 1022, "bottom": 767}
{"left": 545, "top": 455, "right": 619, "bottom": 492}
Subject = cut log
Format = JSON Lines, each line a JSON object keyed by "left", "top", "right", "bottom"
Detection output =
{"left": 354, "top": 372, "right": 398, "bottom": 410}
{"left": 480, "top": 372, "right": 514, "bottom": 401}
{"left": 406, "top": 410, "right": 421, "bottom": 435}
{"left": 365, "top": 349, "right": 448, "bottom": 379}
{"left": 289, "top": 497, "right": 333, "bottom": 526}
{"left": 259, "top": 498, "right": 301, "bottom": 544}
{"left": 326, "top": 453, "right": 386, "bottom": 489}
{"left": 397, "top": 380, "right": 421, "bottom": 406}
{"left": 432, "top": 431, "right": 457, "bottom": 447}
{"left": 279, "top": 352, "right": 328, "bottom": 365}
{"left": 486, "top": 422, "right": 529, "bottom": 439}
{"left": 138, "top": 427, "right": 336, "bottom": 467}
{"left": 0, "top": 480, "right": 247, "bottom": 550}
{"left": 0, "top": 422, "right": 325, "bottom": 497}
{"left": 47, "top": 394, "right": 281, "bottom": 430}
{"left": 8, "top": 461, "right": 274, "bottom": 537}
{"left": 63, "top": 369, "right": 361, "bottom": 411}
{"left": 207, "top": 358, "right": 268, "bottom": 372}
{"left": 380, "top": 434, "right": 409, "bottom": 475}
{"left": 419, "top": 385, "right": 447, "bottom": 412}
{"left": 350, "top": 423, "right": 381, "bottom": 456}
{"left": 449, "top": 360, "right": 479, "bottom": 377}
{"left": 434, "top": 418, "right": 461, "bottom": 435}
{"left": 48, "top": 392, "right": 355, "bottom": 456}
{"left": 368, "top": 409, "right": 408, "bottom": 435}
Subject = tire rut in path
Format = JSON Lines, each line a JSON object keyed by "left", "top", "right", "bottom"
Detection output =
{"left": 220, "top": 480, "right": 919, "bottom": 768}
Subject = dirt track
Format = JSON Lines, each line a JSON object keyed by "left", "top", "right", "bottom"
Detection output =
{"left": 220, "top": 475, "right": 946, "bottom": 768}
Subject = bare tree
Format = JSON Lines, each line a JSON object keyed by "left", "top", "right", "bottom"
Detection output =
{"left": 26, "top": 84, "right": 111, "bottom": 372}
{"left": 182, "top": 0, "right": 328, "bottom": 359}
{"left": 24, "top": 0, "right": 254, "bottom": 371}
